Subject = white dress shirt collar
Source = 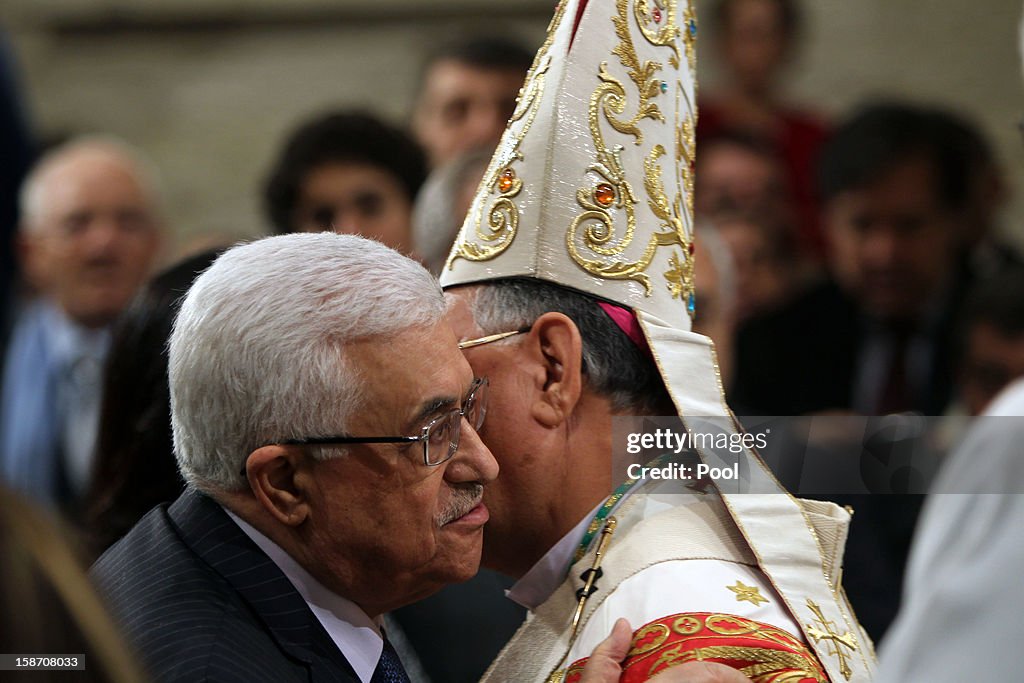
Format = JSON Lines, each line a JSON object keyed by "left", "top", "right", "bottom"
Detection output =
{"left": 507, "top": 491, "right": 631, "bottom": 611}
{"left": 224, "top": 508, "right": 383, "bottom": 683}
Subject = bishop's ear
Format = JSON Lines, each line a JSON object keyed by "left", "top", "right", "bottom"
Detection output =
{"left": 243, "top": 445, "right": 311, "bottom": 527}
{"left": 526, "top": 311, "right": 585, "bottom": 428}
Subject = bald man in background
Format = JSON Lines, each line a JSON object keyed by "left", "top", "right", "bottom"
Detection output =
{"left": 0, "top": 137, "right": 163, "bottom": 510}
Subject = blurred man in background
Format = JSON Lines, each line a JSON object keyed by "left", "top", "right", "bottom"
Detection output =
{"left": 263, "top": 110, "right": 426, "bottom": 254}
{"left": 733, "top": 103, "right": 972, "bottom": 418}
{"left": 957, "top": 268, "right": 1024, "bottom": 416}
{"left": 695, "top": 131, "right": 793, "bottom": 234}
{"left": 732, "top": 102, "right": 976, "bottom": 642}
{"left": 713, "top": 214, "right": 799, "bottom": 323}
{"left": 0, "top": 137, "right": 163, "bottom": 510}
{"left": 411, "top": 37, "right": 531, "bottom": 169}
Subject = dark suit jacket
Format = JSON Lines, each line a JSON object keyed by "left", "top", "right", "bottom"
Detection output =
{"left": 91, "top": 490, "right": 360, "bottom": 683}
{"left": 731, "top": 278, "right": 958, "bottom": 416}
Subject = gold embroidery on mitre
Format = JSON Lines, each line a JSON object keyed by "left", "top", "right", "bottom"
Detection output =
{"left": 677, "top": 83, "right": 697, "bottom": 224}
{"left": 646, "top": 135, "right": 694, "bottom": 304}
{"left": 670, "top": 68, "right": 698, "bottom": 314}
{"left": 567, "top": 0, "right": 696, "bottom": 312}
{"left": 682, "top": 2, "right": 697, "bottom": 72}
{"left": 446, "top": 3, "right": 564, "bottom": 269}
{"left": 728, "top": 580, "right": 770, "bottom": 607}
{"left": 634, "top": 1, "right": 682, "bottom": 67}
{"left": 805, "top": 599, "right": 858, "bottom": 681}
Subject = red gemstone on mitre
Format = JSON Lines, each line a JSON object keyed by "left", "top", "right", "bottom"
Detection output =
{"left": 497, "top": 168, "right": 516, "bottom": 193}
{"left": 594, "top": 183, "right": 616, "bottom": 207}
{"left": 688, "top": 242, "right": 695, "bottom": 255}
{"left": 652, "top": 7, "right": 663, "bottom": 22}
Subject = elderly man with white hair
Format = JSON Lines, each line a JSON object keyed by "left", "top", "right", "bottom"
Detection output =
{"left": 0, "top": 136, "right": 163, "bottom": 508}
{"left": 90, "top": 233, "right": 644, "bottom": 683}
{"left": 89, "top": 233, "right": 495, "bottom": 683}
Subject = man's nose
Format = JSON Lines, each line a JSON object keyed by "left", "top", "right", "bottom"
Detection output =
{"left": 862, "top": 228, "right": 900, "bottom": 267}
{"left": 447, "top": 418, "right": 499, "bottom": 484}
{"left": 82, "top": 218, "right": 122, "bottom": 255}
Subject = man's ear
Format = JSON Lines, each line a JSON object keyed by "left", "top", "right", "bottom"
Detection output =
{"left": 525, "top": 311, "right": 584, "bottom": 428}
{"left": 244, "top": 445, "right": 311, "bottom": 527}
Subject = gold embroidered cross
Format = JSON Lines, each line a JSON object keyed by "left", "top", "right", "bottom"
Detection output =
{"left": 727, "top": 580, "right": 769, "bottom": 606}
{"left": 805, "top": 599, "right": 857, "bottom": 681}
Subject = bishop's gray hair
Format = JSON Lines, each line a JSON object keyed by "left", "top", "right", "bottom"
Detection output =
{"left": 169, "top": 233, "right": 445, "bottom": 494}
{"left": 466, "top": 278, "right": 673, "bottom": 415}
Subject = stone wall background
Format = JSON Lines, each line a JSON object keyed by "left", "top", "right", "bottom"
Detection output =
{"left": 3, "top": 0, "right": 1023, "bottom": 253}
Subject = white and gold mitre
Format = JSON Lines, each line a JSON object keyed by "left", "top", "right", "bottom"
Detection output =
{"left": 441, "top": 0, "right": 699, "bottom": 329}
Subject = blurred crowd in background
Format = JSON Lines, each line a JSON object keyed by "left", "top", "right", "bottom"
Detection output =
{"left": 2, "top": 0, "right": 1024, "bottom": 680}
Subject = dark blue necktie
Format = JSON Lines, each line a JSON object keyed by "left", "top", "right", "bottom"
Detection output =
{"left": 370, "top": 634, "right": 411, "bottom": 683}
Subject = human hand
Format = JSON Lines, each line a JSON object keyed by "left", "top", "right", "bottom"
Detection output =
{"left": 576, "top": 620, "right": 754, "bottom": 683}
{"left": 576, "top": 618, "right": 633, "bottom": 683}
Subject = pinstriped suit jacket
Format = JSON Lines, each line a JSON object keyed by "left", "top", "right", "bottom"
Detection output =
{"left": 91, "top": 490, "right": 360, "bottom": 683}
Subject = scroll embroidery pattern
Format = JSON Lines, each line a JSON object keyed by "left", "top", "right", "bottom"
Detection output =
{"left": 567, "top": 0, "right": 696, "bottom": 315}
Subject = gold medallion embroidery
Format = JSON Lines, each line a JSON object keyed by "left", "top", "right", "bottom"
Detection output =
{"left": 673, "top": 615, "right": 702, "bottom": 635}
{"left": 563, "top": 612, "right": 828, "bottom": 683}
{"left": 628, "top": 622, "right": 672, "bottom": 656}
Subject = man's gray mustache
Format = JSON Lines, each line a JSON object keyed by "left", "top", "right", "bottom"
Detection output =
{"left": 437, "top": 484, "right": 484, "bottom": 526}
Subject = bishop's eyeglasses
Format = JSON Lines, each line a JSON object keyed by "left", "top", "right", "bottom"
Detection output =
{"left": 274, "top": 377, "right": 489, "bottom": 467}
{"left": 457, "top": 326, "right": 531, "bottom": 350}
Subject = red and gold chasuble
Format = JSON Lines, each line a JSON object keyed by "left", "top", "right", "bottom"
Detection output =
{"left": 564, "top": 612, "right": 829, "bottom": 683}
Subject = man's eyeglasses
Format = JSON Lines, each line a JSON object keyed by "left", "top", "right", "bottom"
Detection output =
{"left": 274, "top": 377, "right": 489, "bottom": 467}
{"left": 458, "top": 326, "right": 531, "bottom": 350}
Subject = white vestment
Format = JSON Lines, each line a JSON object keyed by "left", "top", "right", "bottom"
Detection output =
{"left": 481, "top": 479, "right": 876, "bottom": 682}
{"left": 876, "top": 379, "right": 1024, "bottom": 681}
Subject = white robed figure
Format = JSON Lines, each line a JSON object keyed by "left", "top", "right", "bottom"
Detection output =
{"left": 441, "top": 1, "right": 876, "bottom": 681}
